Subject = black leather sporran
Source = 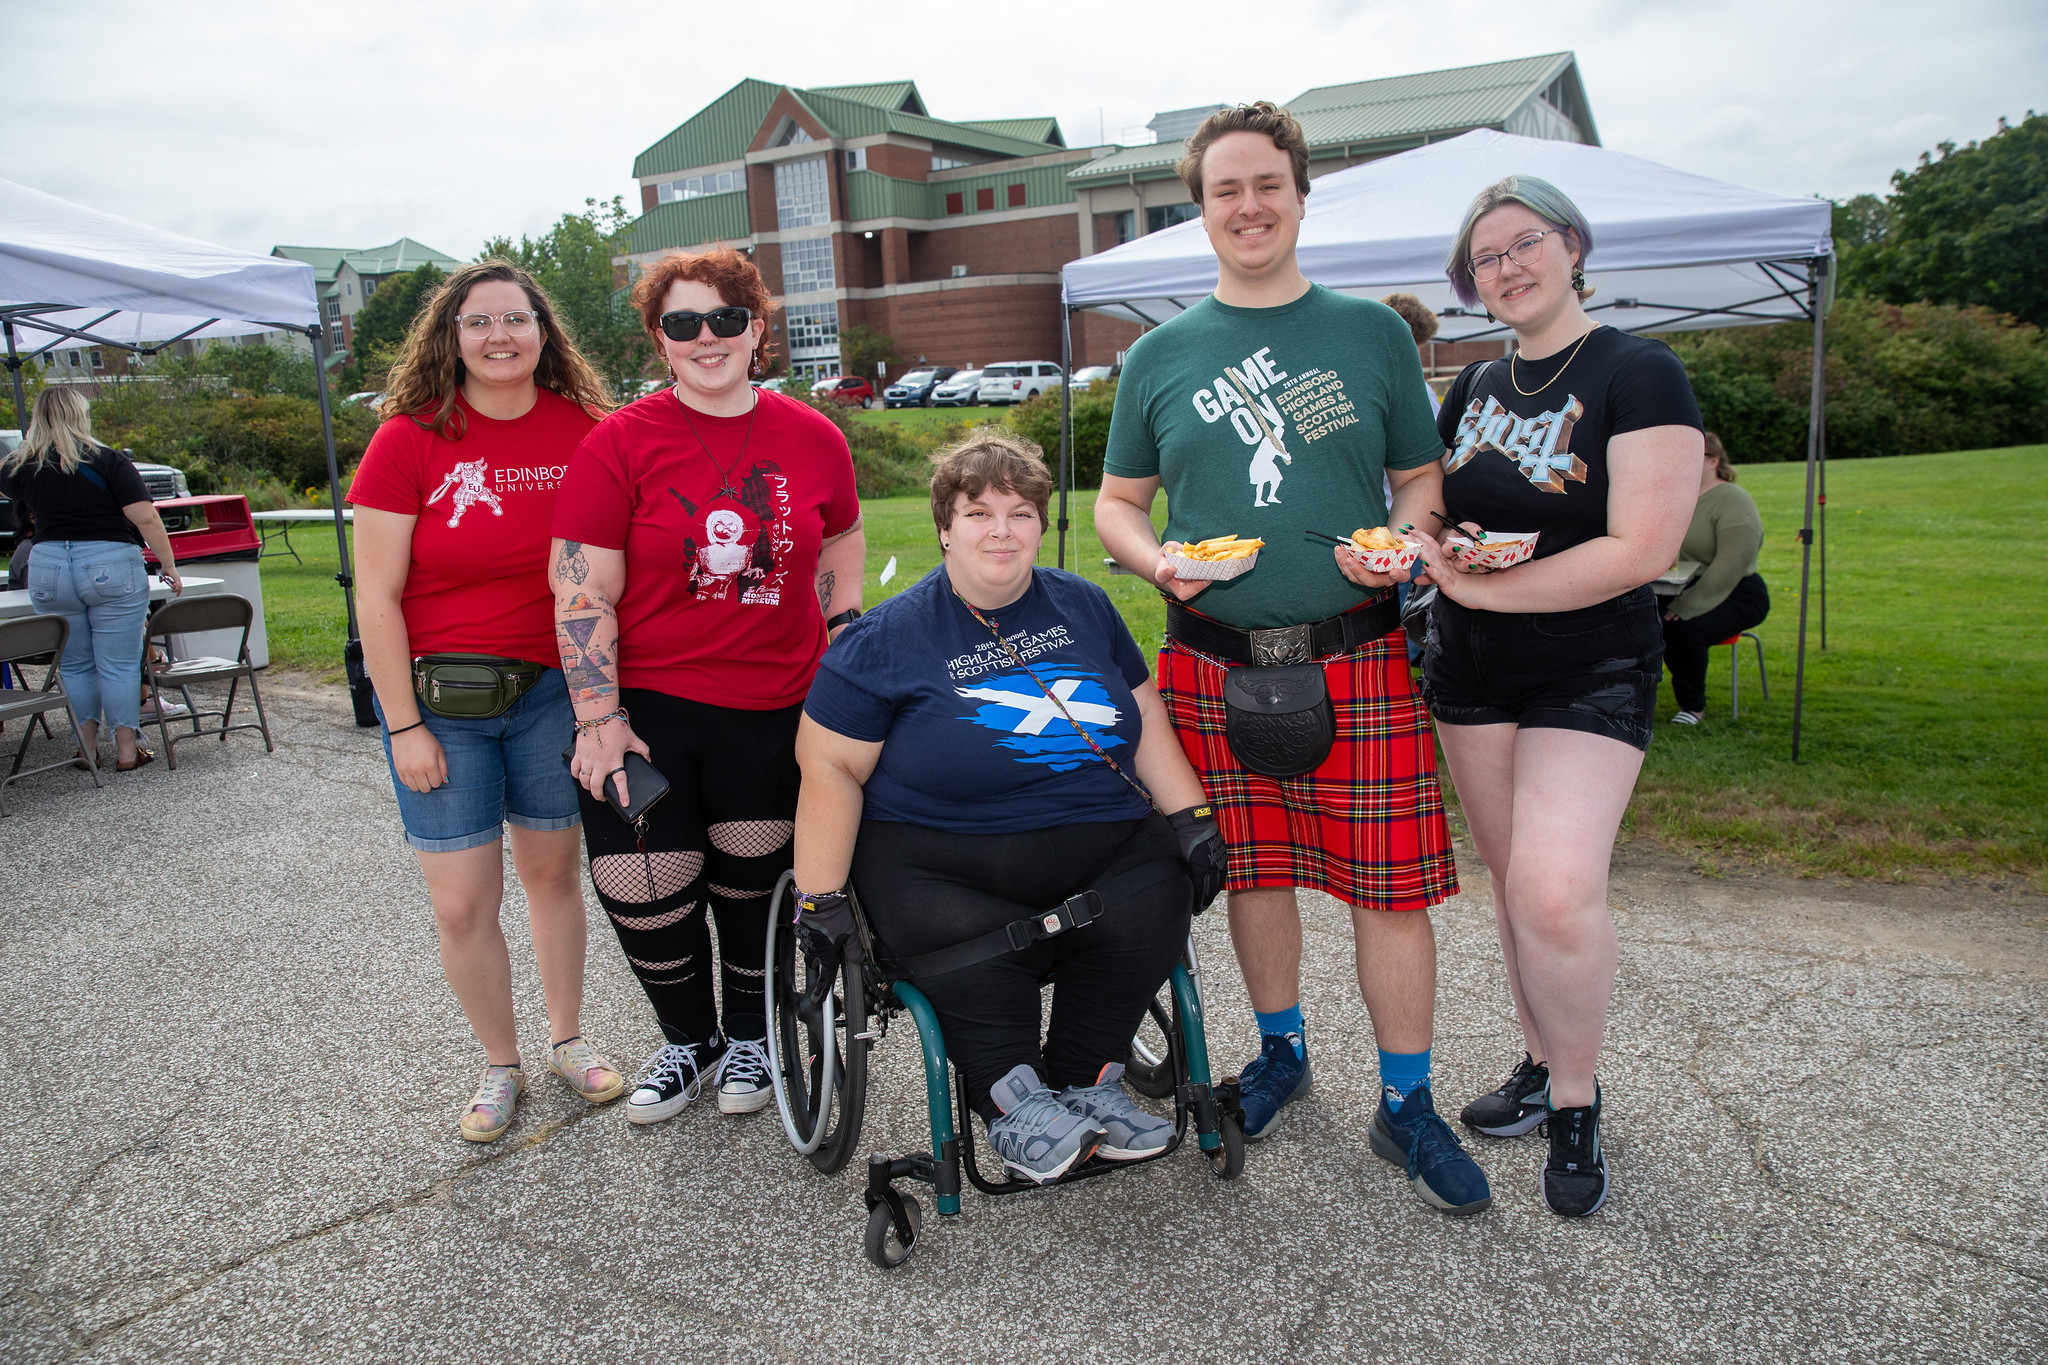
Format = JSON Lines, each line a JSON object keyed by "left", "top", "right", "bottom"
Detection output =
{"left": 1222, "top": 664, "right": 1335, "bottom": 778}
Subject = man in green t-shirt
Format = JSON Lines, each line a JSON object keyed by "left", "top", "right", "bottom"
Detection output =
{"left": 1097, "top": 102, "right": 1488, "bottom": 1216}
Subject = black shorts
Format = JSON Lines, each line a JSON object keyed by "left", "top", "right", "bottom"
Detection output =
{"left": 1421, "top": 586, "right": 1663, "bottom": 751}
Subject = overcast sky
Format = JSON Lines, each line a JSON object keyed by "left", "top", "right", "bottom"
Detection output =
{"left": 4, "top": 0, "right": 2042, "bottom": 260}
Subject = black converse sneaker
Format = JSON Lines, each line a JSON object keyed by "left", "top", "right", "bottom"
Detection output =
{"left": 1460, "top": 1052, "right": 1551, "bottom": 1136}
{"left": 1540, "top": 1085, "right": 1609, "bottom": 1217}
{"left": 625, "top": 1035, "right": 722, "bottom": 1125}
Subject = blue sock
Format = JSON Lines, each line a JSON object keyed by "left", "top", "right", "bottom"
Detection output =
{"left": 1379, "top": 1048, "right": 1431, "bottom": 1111}
{"left": 1253, "top": 1005, "right": 1305, "bottom": 1059}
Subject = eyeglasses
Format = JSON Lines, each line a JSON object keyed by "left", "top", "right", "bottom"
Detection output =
{"left": 659, "top": 306, "right": 753, "bottom": 342}
{"left": 1467, "top": 229, "right": 1562, "bottom": 281}
{"left": 455, "top": 311, "right": 538, "bottom": 337}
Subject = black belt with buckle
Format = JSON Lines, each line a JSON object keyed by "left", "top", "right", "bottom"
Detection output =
{"left": 1165, "top": 594, "right": 1400, "bottom": 667}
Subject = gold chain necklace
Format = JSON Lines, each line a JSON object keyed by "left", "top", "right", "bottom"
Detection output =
{"left": 1509, "top": 325, "right": 1598, "bottom": 397}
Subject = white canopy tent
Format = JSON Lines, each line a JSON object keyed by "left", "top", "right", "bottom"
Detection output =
{"left": 0, "top": 176, "right": 374, "bottom": 724}
{"left": 1057, "top": 130, "right": 1837, "bottom": 757}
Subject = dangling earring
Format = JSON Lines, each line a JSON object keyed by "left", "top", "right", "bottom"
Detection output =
{"left": 665, "top": 361, "right": 676, "bottom": 381}
{"left": 751, "top": 356, "right": 764, "bottom": 378}
{"left": 1571, "top": 266, "right": 1587, "bottom": 293}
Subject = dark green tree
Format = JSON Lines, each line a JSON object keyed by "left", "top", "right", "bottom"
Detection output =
{"left": 838, "top": 324, "right": 903, "bottom": 387}
{"left": 482, "top": 197, "right": 654, "bottom": 400}
{"left": 343, "top": 261, "right": 446, "bottom": 390}
{"left": 1840, "top": 113, "right": 2048, "bottom": 325}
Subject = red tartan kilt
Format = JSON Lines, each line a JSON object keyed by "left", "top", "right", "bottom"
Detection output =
{"left": 1157, "top": 632, "right": 1458, "bottom": 912}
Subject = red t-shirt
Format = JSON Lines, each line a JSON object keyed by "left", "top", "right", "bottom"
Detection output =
{"left": 346, "top": 389, "right": 598, "bottom": 665}
{"left": 551, "top": 388, "right": 859, "bottom": 709}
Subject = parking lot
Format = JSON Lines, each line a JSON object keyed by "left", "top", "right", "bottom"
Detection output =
{"left": 1, "top": 679, "right": 2042, "bottom": 1364}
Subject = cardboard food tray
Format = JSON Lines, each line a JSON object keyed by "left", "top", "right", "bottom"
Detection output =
{"left": 1164, "top": 548, "right": 1259, "bottom": 581}
{"left": 1460, "top": 532, "right": 1538, "bottom": 571}
{"left": 1352, "top": 540, "right": 1422, "bottom": 576}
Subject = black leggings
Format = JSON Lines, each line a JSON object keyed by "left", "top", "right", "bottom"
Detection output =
{"left": 579, "top": 688, "right": 801, "bottom": 1048}
{"left": 1661, "top": 574, "right": 1770, "bottom": 713}
{"left": 852, "top": 816, "right": 1191, "bottom": 1121}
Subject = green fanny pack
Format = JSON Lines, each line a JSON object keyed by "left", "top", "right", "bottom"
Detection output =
{"left": 412, "top": 654, "right": 545, "bottom": 720}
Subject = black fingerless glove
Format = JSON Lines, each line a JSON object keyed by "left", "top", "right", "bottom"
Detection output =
{"left": 1167, "top": 804, "right": 1227, "bottom": 913}
{"left": 796, "top": 889, "right": 863, "bottom": 964}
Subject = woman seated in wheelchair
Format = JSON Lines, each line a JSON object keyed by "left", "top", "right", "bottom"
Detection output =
{"left": 793, "top": 431, "right": 1226, "bottom": 1184}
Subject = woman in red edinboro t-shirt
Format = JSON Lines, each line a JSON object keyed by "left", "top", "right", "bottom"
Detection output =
{"left": 347, "top": 261, "right": 627, "bottom": 1145}
{"left": 551, "top": 247, "right": 864, "bottom": 1125}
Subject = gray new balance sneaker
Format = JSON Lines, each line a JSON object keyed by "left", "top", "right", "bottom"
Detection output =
{"left": 986, "top": 1063, "right": 1107, "bottom": 1183}
{"left": 1059, "top": 1062, "right": 1174, "bottom": 1160}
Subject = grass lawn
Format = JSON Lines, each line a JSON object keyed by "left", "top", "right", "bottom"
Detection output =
{"left": 850, "top": 404, "right": 1005, "bottom": 440}
{"left": 110, "top": 444, "right": 2047, "bottom": 885}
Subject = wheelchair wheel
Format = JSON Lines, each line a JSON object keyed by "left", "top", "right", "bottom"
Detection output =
{"left": 1208, "top": 1110, "right": 1245, "bottom": 1181}
{"left": 863, "top": 1192, "right": 922, "bottom": 1270}
{"left": 1125, "top": 995, "right": 1178, "bottom": 1100}
{"left": 765, "top": 873, "right": 869, "bottom": 1174}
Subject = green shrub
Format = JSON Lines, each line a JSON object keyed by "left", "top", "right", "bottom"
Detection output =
{"left": 1664, "top": 298, "right": 2048, "bottom": 461}
{"left": 1008, "top": 379, "right": 1117, "bottom": 488}
{"left": 797, "top": 393, "right": 931, "bottom": 498}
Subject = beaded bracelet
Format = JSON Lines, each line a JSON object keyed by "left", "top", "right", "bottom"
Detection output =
{"left": 573, "top": 706, "right": 630, "bottom": 734}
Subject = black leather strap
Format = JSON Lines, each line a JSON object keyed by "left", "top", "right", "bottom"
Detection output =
{"left": 826, "top": 607, "right": 862, "bottom": 629}
{"left": 1165, "top": 593, "right": 1400, "bottom": 667}
{"left": 882, "top": 857, "right": 1184, "bottom": 981}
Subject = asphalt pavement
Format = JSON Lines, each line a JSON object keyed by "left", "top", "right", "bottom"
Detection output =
{"left": 1, "top": 679, "right": 2042, "bottom": 1364}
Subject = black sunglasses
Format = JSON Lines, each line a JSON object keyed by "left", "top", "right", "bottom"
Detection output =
{"left": 658, "top": 306, "right": 752, "bottom": 341}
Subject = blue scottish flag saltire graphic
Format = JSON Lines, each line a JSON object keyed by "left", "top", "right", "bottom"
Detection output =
{"left": 954, "top": 666, "right": 1125, "bottom": 771}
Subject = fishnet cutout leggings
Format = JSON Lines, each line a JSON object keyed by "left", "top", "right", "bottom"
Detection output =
{"left": 609, "top": 901, "right": 699, "bottom": 932}
{"left": 590, "top": 850, "right": 704, "bottom": 902}
{"left": 708, "top": 820, "right": 793, "bottom": 858}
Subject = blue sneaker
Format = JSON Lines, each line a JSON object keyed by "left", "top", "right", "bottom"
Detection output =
{"left": 986, "top": 1064, "right": 1107, "bottom": 1183}
{"left": 1059, "top": 1062, "right": 1174, "bottom": 1160}
{"left": 1369, "top": 1084, "right": 1493, "bottom": 1215}
{"left": 1235, "top": 1031, "right": 1312, "bottom": 1141}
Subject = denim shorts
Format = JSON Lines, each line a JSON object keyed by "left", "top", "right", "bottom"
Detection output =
{"left": 1422, "top": 586, "right": 1664, "bottom": 752}
{"left": 375, "top": 667, "right": 581, "bottom": 853}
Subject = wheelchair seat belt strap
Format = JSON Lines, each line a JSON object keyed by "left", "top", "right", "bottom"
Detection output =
{"left": 883, "top": 857, "right": 1184, "bottom": 981}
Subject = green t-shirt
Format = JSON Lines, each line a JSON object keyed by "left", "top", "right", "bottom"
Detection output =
{"left": 1103, "top": 284, "right": 1443, "bottom": 630}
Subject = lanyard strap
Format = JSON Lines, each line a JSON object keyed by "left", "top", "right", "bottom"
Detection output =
{"left": 953, "top": 589, "right": 1158, "bottom": 813}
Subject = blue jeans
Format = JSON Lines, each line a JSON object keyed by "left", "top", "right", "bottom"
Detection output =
{"left": 26, "top": 540, "right": 149, "bottom": 733}
{"left": 373, "top": 668, "right": 582, "bottom": 853}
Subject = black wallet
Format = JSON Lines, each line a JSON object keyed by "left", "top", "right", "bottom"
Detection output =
{"left": 562, "top": 745, "right": 671, "bottom": 827}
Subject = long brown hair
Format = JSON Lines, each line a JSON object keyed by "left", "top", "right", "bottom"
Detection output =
{"left": 1703, "top": 431, "right": 1736, "bottom": 482}
{"left": 380, "top": 260, "right": 613, "bottom": 437}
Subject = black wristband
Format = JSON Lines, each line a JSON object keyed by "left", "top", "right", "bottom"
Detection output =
{"left": 388, "top": 720, "right": 427, "bottom": 737}
{"left": 826, "top": 608, "right": 862, "bottom": 630}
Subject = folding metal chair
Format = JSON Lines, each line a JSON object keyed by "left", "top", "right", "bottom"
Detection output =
{"left": 1720, "top": 631, "right": 1769, "bottom": 719}
{"left": 0, "top": 615, "right": 103, "bottom": 814}
{"left": 144, "top": 593, "right": 274, "bottom": 770}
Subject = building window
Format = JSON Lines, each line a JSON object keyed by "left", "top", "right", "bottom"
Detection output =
{"left": 774, "top": 155, "right": 831, "bottom": 230}
{"left": 932, "top": 152, "right": 975, "bottom": 171}
{"left": 845, "top": 147, "right": 867, "bottom": 172}
{"left": 90, "top": 349, "right": 104, "bottom": 369}
{"left": 775, "top": 120, "right": 814, "bottom": 147}
{"left": 329, "top": 325, "right": 344, "bottom": 350}
{"left": 67, "top": 349, "right": 82, "bottom": 367}
{"left": 363, "top": 278, "right": 378, "bottom": 297}
{"left": 780, "top": 235, "right": 836, "bottom": 295}
{"left": 783, "top": 302, "right": 839, "bottom": 362}
{"left": 1147, "top": 203, "right": 1200, "bottom": 233}
{"left": 1007, "top": 183, "right": 1026, "bottom": 208}
{"left": 658, "top": 169, "right": 739, "bottom": 203}
{"left": 344, "top": 281, "right": 354, "bottom": 296}
{"left": 945, "top": 192, "right": 964, "bottom": 216}
{"left": 975, "top": 187, "right": 995, "bottom": 212}
{"left": 1110, "top": 211, "right": 1135, "bottom": 246}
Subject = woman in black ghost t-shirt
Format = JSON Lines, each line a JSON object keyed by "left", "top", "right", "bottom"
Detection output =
{"left": 1411, "top": 176, "right": 1703, "bottom": 1221}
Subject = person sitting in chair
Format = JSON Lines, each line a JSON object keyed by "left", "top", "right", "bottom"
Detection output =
{"left": 792, "top": 432, "right": 1226, "bottom": 1185}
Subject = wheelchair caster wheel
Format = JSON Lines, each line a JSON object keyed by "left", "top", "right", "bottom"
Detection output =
{"left": 864, "top": 1192, "right": 922, "bottom": 1269}
{"left": 1208, "top": 1112, "right": 1245, "bottom": 1181}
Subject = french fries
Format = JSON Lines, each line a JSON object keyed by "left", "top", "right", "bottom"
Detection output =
{"left": 1177, "top": 534, "right": 1265, "bottom": 562}
{"left": 1350, "top": 526, "right": 1406, "bottom": 552}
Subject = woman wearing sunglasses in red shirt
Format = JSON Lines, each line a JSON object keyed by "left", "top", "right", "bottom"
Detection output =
{"left": 550, "top": 248, "right": 864, "bottom": 1128}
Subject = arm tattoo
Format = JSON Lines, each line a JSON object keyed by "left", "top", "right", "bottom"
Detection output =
{"left": 556, "top": 540, "right": 590, "bottom": 585}
{"left": 815, "top": 569, "right": 835, "bottom": 613}
{"left": 555, "top": 596, "right": 618, "bottom": 707}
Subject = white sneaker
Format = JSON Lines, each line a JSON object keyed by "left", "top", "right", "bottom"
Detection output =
{"left": 716, "top": 1037, "right": 774, "bottom": 1114}
{"left": 626, "top": 1043, "right": 708, "bottom": 1125}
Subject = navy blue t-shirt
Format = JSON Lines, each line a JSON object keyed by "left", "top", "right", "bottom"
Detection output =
{"left": 803, "top": 566, "right": 1154, "bottom": 835}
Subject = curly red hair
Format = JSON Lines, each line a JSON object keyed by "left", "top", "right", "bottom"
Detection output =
{"left": 631, "top": 247, "right": 776, "bottom": 374}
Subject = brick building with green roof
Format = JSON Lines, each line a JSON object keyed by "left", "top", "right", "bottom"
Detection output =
{"left": 620, "top": 56, "right": 1598, "bottom": 379}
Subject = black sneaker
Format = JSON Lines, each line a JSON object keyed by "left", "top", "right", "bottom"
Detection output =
{"left": 1460, "top": 1052, "right": 1550, "bottom": 1136}
{"left": 1540, "top": 1086, "right": 1608, "bottom": 1217}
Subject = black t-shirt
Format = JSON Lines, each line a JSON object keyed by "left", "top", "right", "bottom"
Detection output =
{"left": 1436, "top": 327, "right": 1701, "bottom": 561}
{"left": 0, "top": 443, "right": 147, "bottom": 546}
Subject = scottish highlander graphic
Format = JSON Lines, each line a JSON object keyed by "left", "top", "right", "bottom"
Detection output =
{"left": 954, "top": 666, "right": 1125, "bottom": 771}
{"left": 426, "top": 458, "right": 505, "bottom": 528}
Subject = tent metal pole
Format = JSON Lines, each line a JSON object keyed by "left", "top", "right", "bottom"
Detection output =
{"left": 1789, "top": 257, "right": 1827, "bottom": 762}
{"left": 4, "top": 320, "right": 26, "bottom": 431}
{"left": 1058, "top": 305, "right": 1074, "bottom": 571}
{"left": 310, "top": 323, "right": 376, "bottom": 727}
{"left": 1818, "top": 411, "right": 1828, "bottom": 650}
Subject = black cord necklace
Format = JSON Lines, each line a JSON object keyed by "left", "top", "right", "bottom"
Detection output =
{"left": 674, "top": 388, "right": 758, "bottom": 503}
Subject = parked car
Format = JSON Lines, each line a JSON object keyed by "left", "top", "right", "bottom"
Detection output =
{"left": 341, "top": 391, "right": 383, "bottom": 408}
{"left": 882, "top": 367, "right": 958, "bottom": 408}
{"left": 977, "top": 361, "right": 1062, "bottom": 405}
{"left": 812, "top": 375, "right": 875, "bottom": 408}
{"left": 1067, "top": 365, "right": 1115, "bottom": 393}
{"left": 752, "top": 377, "right": 788, "bottom": 393}
{"left": 0, "top": 436, "right": 193, "bottom": 549}
{"left": 931, "top": 370, "right": 983, "bottom": 407}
